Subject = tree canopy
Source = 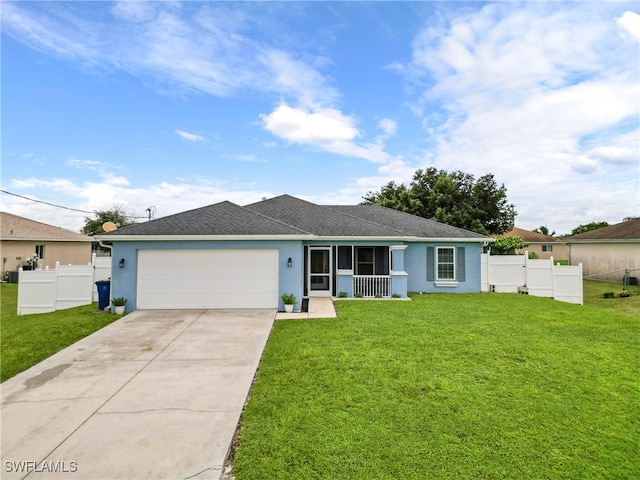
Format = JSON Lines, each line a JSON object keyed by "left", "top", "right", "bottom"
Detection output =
{"left": 490, "top": 235, "right": 529, "bottom": 255}
{"left": 533, "top": 226, "right": 556, "bottom": 236}
{"left": 569, "top": 221, "right": 609, "bottom": 236}
{"left": 81, "top": 207, "right": 136, "bottom": 235}
{"left": 362, "top": 168, "right": 516, "bottom": 235}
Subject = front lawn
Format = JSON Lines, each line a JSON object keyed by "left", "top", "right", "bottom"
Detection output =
{"left": 1, "top": 283, "right": 121, "bottom": 382}
{"left": 583, "top": 279, "right": 640, "bottom": 315}
{"left": 234, "top": 294, "right": 639, "bottom": 479}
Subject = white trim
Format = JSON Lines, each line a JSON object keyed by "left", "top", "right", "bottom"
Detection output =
{"left": 2, "top": 237, "right": 92, "bottom": 242}
{"left": 308, "top": 246, "right": 332, "bottom": 297}
{"left": 96, "top": 234, "right": 491, "bottom": 243}
{"left": 337, "top": 269, "right": 353, "bottom": 275}
{"left": 435, "top": 281, "right": 459, "bottom": 287}
{"left": 436, "top": 246, "right": 456, "bottom": 281}
{"left": 95, "top": 234, "right": 314, "bottom": 241}
{"left": 565, "top": 239, "right": 639, "bottom": 244}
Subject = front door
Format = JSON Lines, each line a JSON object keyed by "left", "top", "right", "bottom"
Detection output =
{"left": 308, "top": 247, "right": 332, "bottom": 297}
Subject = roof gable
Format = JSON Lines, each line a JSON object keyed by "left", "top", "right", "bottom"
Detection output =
{"left": 0, "top": 212, "right": 91, "bottom": 242}
{"left": 245, "top": 195, "right": 405, "bottom": 237}
{"left": 98, "top": 195, "right": 491, "bottom": 241}
{"left": 104, "top": 201, "right": 309, "bottom": 236}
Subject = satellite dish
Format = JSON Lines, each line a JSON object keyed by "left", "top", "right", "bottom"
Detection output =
{"left": 102, "top": 222, "right": 117, "bottom": 232}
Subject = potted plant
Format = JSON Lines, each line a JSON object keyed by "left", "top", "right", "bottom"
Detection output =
{"left": 281, "top": 293, "right": 297, "bottom": 313}
{"left": 112, "top": 297, "right": 127, "bottom": 314}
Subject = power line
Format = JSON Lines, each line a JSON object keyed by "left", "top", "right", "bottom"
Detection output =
{"left": 0, "top": 189, "right": 149, "bottom": 219}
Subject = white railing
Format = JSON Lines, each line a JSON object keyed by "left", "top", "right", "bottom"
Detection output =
{"left": 353, "top": 275, "right": 391, "bottom": 297}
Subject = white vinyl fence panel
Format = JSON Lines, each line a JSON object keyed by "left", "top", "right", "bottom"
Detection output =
{"left": 553, "top": 264, "right": 584, "bottom": 305}
{"left": 17, "top": 255, "right": 112, "bottom": 315}
{"left": 481, "top": 253, "right": 583, "bottom": 305}
{"left": 485, "top": 255, "right": 526, "bottom": 292}
{"left": 526, "top": 259, "right": 554, "bottom": 298}
{"left": 56, "top": 265, "right": 95, "bottom": 311}
{"left": 17, "top": 269, "right": 57, "bottom": 315}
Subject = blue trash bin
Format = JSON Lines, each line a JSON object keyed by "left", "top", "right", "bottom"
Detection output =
{"left": 95, "top": 280, "right": 111, "bottom": 311}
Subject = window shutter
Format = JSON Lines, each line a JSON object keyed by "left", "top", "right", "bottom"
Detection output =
{"left": 457, "top": 247, "right": 465, "bottom": 282}
{"left": 427, "top": 247, "right": 435, "bottom": 281}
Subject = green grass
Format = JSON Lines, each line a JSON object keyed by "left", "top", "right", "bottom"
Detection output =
{"left": 1, "top": 283, "right": 121, "bottom": 382}
{"left": 583, "top": 279, "right": 640, "bottom": 315}
{"left": 234, "top": 294, "right": 639, "bottom": 479}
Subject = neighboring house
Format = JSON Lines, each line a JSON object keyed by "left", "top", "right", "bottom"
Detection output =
{"left": 96, "top": 195, "right": 492, "bottom": 312}
{"left": 0, "top": 212, "right": 93, "bottom": 279}
{"left": 502, "top": 227, "right": 569, "bottom": 261}
{"left": 564, "top": 218, "right": 640, "bottom": 282}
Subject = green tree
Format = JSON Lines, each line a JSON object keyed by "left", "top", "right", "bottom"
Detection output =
{"left": 491, "top": 235, "right": 530, "bottom": 255}
{"left": 362, "top": 168, "right": 516, "bottom": 235}
{"left": 570, "top": 221, "right": 609, "bottom": 236}
{"left": 533, "top": 226, "right": 555, "bottom": 236}
{"left": 81, "top": 207, "right": 136, "bottom": 235}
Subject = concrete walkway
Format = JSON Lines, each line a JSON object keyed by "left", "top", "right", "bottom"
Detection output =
{"left": 1, "top": 309, "right": 275, "bottom": 480}
{"left": 274, "top": 297, "right": 337, "bottom": 320}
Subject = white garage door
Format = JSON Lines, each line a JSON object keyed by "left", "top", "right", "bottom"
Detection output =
{"left": 137, "top": 249, "right": 279, "bottom": 309}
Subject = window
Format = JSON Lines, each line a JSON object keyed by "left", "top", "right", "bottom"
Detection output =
{"left": 437, "top": 247, "right": 455, "bottom": 280}
{"left": 35, "top": 244, "right": 45, "bottom": 260}
{"left": 356, "top": 247, "right": 374, "bottom": 275}
{"left": 337, "top": 246, "right": 352, "bottom": 270}
{"left": 542, "top": 245, "right": 553, "bottom": 252}
{"left": 427, "top": 246, "right": 465, "bottom": 283}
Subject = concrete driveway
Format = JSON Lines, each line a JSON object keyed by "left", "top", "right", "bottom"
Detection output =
{"left": 1, "top": 309, "right": 275, "bottom": 480}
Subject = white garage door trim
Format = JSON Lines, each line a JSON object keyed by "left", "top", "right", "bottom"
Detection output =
{"left": 137, "top": 249, "right": 279, "bottom": 309}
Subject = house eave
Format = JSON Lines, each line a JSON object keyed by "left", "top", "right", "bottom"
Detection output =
{"left": 93, "top": 234, "right": 315, "bottom": 242}
{"left": 94, "top": 234, "right": 492, "bottom": 243}
{"left": 0, "top": 237, "right": 92, "bottom": 242}
{"left": 312, "top": 236, "right": 492, "bottom": 243}
{"left": 565, "top": 238, "right": 639, "bottom": 244}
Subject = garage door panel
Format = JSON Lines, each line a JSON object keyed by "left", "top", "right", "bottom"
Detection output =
{"left": 137, "top": 249, "right": 279, "bottom": 309}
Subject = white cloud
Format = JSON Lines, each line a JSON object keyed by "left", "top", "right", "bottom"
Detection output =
{"left": 617, "top": 11, "right": 640, "bottom": 40}
{"left": 261, "top": 104, "right": 396, "bottom": 164}
{"left": 111, "top": 1, "right": 158, "bottom": 23}
{"left": 1, "top": 2, "right": 338, "bottom": 106}
{"left": 400, "top": 2, "right": 639, "bottom": 233}
{"left": 587, "top": 145, "right": 637, "bottom": 166}
{"left": 261, "top": 104, "right": 359, "bottom": 144}
{"left": 4, "top": 175, "right": 275, "bottom": 232}
{"left": 375, "top": 118, "right": 398, "bottom": 144}
{"left": 175, "top": 129, "right": 205, "bottom": 142}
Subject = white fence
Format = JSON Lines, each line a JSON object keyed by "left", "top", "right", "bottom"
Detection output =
{"left": 481, "top": 253, "right": 583, "bottom": 305}
{"left": 17, "top": 255, "right": 112, "bottom": 315}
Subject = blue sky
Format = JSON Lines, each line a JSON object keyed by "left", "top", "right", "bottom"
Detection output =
{"left": 2, "top": 1, "right": 639, "bottom": 235}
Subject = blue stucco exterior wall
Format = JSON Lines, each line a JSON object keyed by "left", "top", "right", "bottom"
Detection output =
{"left": 405, "top": 242, "right": 483, "bottom": 293}
{"left": 110, "top": 239, "right": 484, "bottom": 311}
{"left": 110, "top": 240, "right": 303, "bottom": 312}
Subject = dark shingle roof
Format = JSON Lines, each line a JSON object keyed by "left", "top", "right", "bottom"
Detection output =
{"left": 100, "top": 194, "right": 491, "bottom": 240}
{"left": 565, "top": 218, "right": 640, "bottom": 241}
{"left": 104, "top": 201, "right": 309, "bottom": 236}
{"left": 245, "top": 195, "right": 404, "bottom": 237}
{"left": 329, "top": 204, "right": 488, "bottom": 239}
